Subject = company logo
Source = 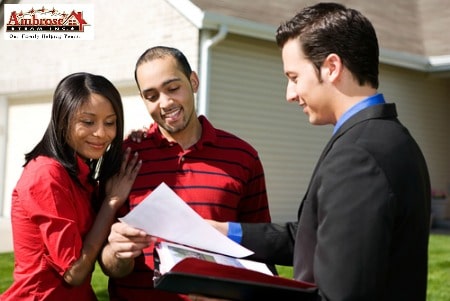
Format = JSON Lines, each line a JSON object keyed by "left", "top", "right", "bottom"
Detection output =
{"left": 3, "top": 4, "right": 94, "bottom": 40}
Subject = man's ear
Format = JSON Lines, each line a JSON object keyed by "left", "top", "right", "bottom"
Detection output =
{"left": 322, "top": 53, "right": 342, "bottom": 83}
{"left": 190, "top": 71, "right": 200, "bottom": 93}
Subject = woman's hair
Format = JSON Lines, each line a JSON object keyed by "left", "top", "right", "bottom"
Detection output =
{"left": 24, "top": 72, "right": 125, "bottom": 187}
{"left": 276, "top": 2, "right": 379, "bottom": 89}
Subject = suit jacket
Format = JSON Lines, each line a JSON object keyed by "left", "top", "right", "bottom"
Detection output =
{"left": 242, "top": 103, "right": 431, "bottom": 301}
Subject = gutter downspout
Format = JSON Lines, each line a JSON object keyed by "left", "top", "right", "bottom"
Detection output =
{"left": 197, "top": 24, "right": 228, "bottom": 117}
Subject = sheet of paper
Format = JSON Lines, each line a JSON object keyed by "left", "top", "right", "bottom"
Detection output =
{"left": 156, "top": 241, "right": 272, "bottom": 276}
{"left": 119, "top": 182, "right": 254, "bottom": 258}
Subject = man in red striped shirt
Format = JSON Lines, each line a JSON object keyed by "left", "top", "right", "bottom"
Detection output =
{"left": 99, "top": 46, "right": 271, "bottom": 301}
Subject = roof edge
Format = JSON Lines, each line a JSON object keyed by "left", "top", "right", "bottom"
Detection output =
{"left": 167, "top": 0, "right": 450, "bottom": 74}
{"left": 166, "top": 0, "right": 206, "bottom": 28}
{"left": 201, "top": 11, "right": 275, "bottom": 41}
{"left": 166, "top": 0, "right": 275, "bottom": 41}
{"left": 380, "top": 49, "right": 450, "bottom": 73}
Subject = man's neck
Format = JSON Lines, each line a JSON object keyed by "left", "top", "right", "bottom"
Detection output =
{"left": 163, "top": 117, "right": 202, "bottom": 150}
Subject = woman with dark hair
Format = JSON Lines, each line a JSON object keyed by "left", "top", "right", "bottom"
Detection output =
{"left": 1, "top": 72, "right": 141, "bottom": 301}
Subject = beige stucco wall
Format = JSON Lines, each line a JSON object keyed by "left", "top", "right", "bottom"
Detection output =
{"left": 0, "top": 0, "right": 200, "bottom": 216}
{"left": 0, "top": 0, "right": 199, "bottom": 94}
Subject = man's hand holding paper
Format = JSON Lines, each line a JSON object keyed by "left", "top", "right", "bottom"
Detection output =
{"left": 107, "top": 222, "right": 154, "bottom": 259}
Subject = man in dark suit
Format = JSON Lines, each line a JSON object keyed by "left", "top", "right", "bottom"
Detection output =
{"left": 197, "top": 2, "right": 431, "bottom": 301}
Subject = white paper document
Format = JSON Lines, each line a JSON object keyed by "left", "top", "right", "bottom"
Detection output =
{"left": 155, "top": 241, "right": 272, "bottom": 276}
{"left": 119, "top": 182, "right": 254, "bottom": 258}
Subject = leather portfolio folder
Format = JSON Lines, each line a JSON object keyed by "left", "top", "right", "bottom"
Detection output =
{"left": 154, "top": 257, "right": 317, "bottom": 300}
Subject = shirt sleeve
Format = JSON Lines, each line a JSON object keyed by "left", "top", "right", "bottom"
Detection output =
{"left": 22, "top": 162, "right": 89, "bottom": 276}
{"left": 227, "top": 222, "right": 243, "bottom": 243}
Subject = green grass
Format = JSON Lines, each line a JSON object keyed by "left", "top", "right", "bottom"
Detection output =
{"left": 91, "top": 264, "right": 109, "bottom": 301}
{"left": 275, "top": 234, "right": 450, "bottom": 301}
{"left": 427, "top": 234, "right": 450, "bottom": 301}
{"left": 1, "top": 234, "right": 449, "bottom": 300}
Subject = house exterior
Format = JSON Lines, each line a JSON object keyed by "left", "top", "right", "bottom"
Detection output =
{"left": 0, "top": 0, "right": 449, "bottom": 223}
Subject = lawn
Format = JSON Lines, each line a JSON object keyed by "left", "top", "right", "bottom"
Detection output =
{"left": 1, "top": 234, "right": 449, "bottom": 300}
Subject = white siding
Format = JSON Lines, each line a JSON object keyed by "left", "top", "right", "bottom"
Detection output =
{"left": 379, "top": 65, "right": 450, "bottom": 192}
{"left": 207, "top": 35, "right": 450, "bottom": 223}
{"left": 208, "top": 35, "right": 332, "bottom": 222}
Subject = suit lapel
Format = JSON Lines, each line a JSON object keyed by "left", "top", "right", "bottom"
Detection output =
{"left": 297, "top": 103, "right": 398, "bottom": 219}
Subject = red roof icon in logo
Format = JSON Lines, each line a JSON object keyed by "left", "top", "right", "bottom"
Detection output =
{"left": 64, "top": 11, "right": 88, "bottom": 31}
